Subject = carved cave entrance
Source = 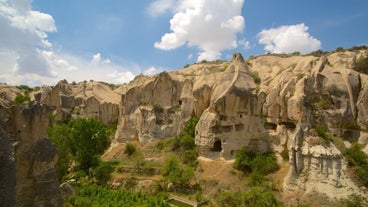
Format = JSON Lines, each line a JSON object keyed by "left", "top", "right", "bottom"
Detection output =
{"left": 212, "top": 140, "right": 222, "bottom": 152}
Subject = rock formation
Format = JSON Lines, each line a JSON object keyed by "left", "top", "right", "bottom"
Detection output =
{"left": 1, "top": 47, "right": 368, "bottom": 202}
{"left": 111, "top": 49, "right": 368, "bottom": 198}
{"left": 31, "top": 80, "right": 121, "bottom": 127}
{"left": 0, "top": 87, "right": 64, "bottom": 206}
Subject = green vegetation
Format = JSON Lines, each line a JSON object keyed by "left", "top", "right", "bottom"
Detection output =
{"left": 162, "top": 157, "right": 194, "bottom": 190}
{"left": 71, "top": 118, "right": 111, "bottom": 171}
{"left": 344, "top": 144, "right": 368, "bottom": 187}
{"left": 48, "top": 124, "right": 73, "bottom": 180}
{"left": 315, "top": 125, "right": 332, "bottom": 143}
{"left": 124, "top": 143, "right": 137, "bottom": 156}
{"left": 66, "top": 184, "right": 170, "bottom": 207}
{"left": 353, "top": 56, "right": 368, "bottom": 74}
{"left": 14, "top": 94, "right": 30, "bottom": 105}
{"left": 93, "top": 161, "right": 118, "bottom": 185}
{"left": 234, "top": 148, "right": 279, "bottom": 175}
{"left": 306, "top": 49, "right": 328, "bottom": 57}
{"left": 233, "top": 147, "right": 279, "bottom": 186}
{"left": 250, "top": 71, "right": 261, "bottom": 84}
{"left": 48, "top": 117, "right": 112, "bottom": 180}
{"left": 170, "top": 115, "right": 199, "bottom": 167}
{"left": 215, "top": 186, "right": 282, "bottom": 207}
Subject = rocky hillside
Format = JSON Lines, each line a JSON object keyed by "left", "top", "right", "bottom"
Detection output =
{"left": 1, "top": 47, "right": 368, "bottom": 205}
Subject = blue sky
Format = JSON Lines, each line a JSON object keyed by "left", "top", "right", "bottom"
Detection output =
{"left": 1, "top": 0, "right": 367, "bottom": 86}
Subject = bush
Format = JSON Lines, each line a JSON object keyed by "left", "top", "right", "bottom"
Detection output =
{"left": 250, "top": 71, "right": 261, "bottom": 84}
{"left": 162, "top": 157, "right": 194, "bottom": 189}
{"left": 233, "top": 148, "right": 279, "bottom": 177}
{"left": 344, "top": 144, "right": 368, "bottom": 187}
{"left": 170, "top": 115, "right": 199, "bottom": 167}
{"left": 94, "top": 162, "right": 116, "bottom": 184}
{"left": 14, "top": 94, "right": 30, "bottom": 105}
{"left": 124, "top": 143, "right": 136, "bottom": 156}
{"left": 243, "top": 187, "right": 282, "bottom": 207}
{"left": 353, "top": 56, "right": 368, "bottom": 74}
{"left": 341, "top": 193, "right": 368, "bottom": 207}
{"left": 215, "top": 187, "right": 282, "bottom": 207}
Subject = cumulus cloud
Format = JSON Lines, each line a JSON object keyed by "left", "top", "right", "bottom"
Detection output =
{"left": 153, "top": 0, "right": 245, "bottom": 61}
{"left": 0, "top": 0, "right": 56, "bottom": 76}
{"left": 0, "top": 0, "right": 136, "bottom": 86}
{"left": 258, "top": 23, "right": 321, "bottom": 54}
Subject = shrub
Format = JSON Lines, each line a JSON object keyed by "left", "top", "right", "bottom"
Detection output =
{"left": 162, "top": 157, "right": 194, "bottom": 189}
{"left": 94, "top": 162, "right": 116, "bottom": 184}
{"left": 315, "top": 125, "right": 332, "bottom": 142}
{"left": 341, "top": 193, "right": 368, "bottom": 207}
{"left": 233, "top": 148, "right": 279, "bottom": 177}
{"left": 250, "top": 71, "right": 261, "bottom": 84}
{"left": 353, "top": 56, "right": 368, "bottom": 74}
{"left": 243, "top": 187, "right": 282, "bottom": 207}
{"left": 124, "top": 143, "right": 136, "bottom": 156}
{"left": 153, "top": 103, "right": 164, "bottom": 113}
{"left": 14, "top": 94, "right": 30, "bottom": 105}
{"left": 170, "top": 115, "right": 199, "bottom": 167}
{"left": 344, "top": 144, "right": 368, "bottom": 187}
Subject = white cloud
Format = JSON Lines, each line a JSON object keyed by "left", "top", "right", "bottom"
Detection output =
{"left": 0, "top": 0, "right": 136, "bottom": 86}
{"left": 143, "top": 66, "right": 163, "bottom": 76}
{"left": 238, "top": 39, "right": 250, "bottom": 50}
{"left": 92, "top": 53, "right": 111, "bottom": 65}
{"left": 0, "top": 0, "right": 56, "bottom": 76}
{"left": 258, "top": 23, "right": 321, "bottom": 54}
{"left": 147, "top": 0, "right": 175, "bottom": 17}
{"left": 153, "top": 0, "right": 245, "bottom": 61}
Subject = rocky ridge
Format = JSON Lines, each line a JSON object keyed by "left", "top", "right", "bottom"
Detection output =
{"left": 1, "top": 48, "right": 368, "bottom": 204}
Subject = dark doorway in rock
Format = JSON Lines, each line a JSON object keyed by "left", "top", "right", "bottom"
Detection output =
{"left": 212, "top": 140, "right": 222, "bottom": 152}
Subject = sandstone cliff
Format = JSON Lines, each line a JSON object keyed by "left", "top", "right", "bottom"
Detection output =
{"left": 31, "top": 80, "right": 121, "bottom": 127}
{"left": 1, "top": 47, "right": 368, "bottom": 202}
{"left": 111, "top": 49, "right": 368, "bottom": 198}
{"left": 0, "top": 86, "right": 63, "bottom": 207}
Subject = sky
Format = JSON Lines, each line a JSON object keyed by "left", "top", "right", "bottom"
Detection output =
{"left": 1, "top": 0, "right": 368, "bottom": 86}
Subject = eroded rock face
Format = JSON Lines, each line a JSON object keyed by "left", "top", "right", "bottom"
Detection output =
{"left": 195, "top": 53, "right": 269, "bottom": 159}
{"left": 32, "top": 80, "right": 120, "bottom": 126}
{"left": 112, "top": 50, "right": 368, "bottom": 198}
{"left": 0, "top": 96, "right": 63, "bottom": 207}
{"left": 284, "top": 123, "right": 360, "bottom": 198}
{"left": 0, "top": 124, "right": 16, "bottom": 207}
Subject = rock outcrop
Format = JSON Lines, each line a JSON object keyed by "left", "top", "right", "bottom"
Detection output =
{"left": 32, "top": 80, "right": 121, "bottom": 127}
{"left": 112, "top": 49, "right": 368, "bottom": 198}
{"left": 1, "top": 47, "right": 368, "bottom": 201}
{"left": 0, "top": 87, "right": 63, "bottom": 207}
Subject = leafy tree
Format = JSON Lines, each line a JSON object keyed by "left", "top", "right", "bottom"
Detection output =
{"left": 234, "top": 147, "right": 279, "bottom": 186}
{"left": 170, "top": 115, "right": 199, "bottom": 167}
{"left": 71, "top": 117, "right": 111, "bottom": 171}
{"left": 48, "top": 124, "right": 73, "bottom": 180}
{"left": 162, "top": 157, "right": 194, "bottom": 189}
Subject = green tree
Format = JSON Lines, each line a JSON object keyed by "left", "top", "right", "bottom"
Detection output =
{"left": 71, "top": 117, "right": 111, "bottom": 171}
{"left": 48, "top": 124, "right": 73, "bottom": 180}
{"left": 162, "top": 157, "right": 194, "bottom": 189}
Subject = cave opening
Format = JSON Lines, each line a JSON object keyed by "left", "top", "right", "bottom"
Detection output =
{"left": 212, "top": 140, "right": 222, "bottom": 152}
